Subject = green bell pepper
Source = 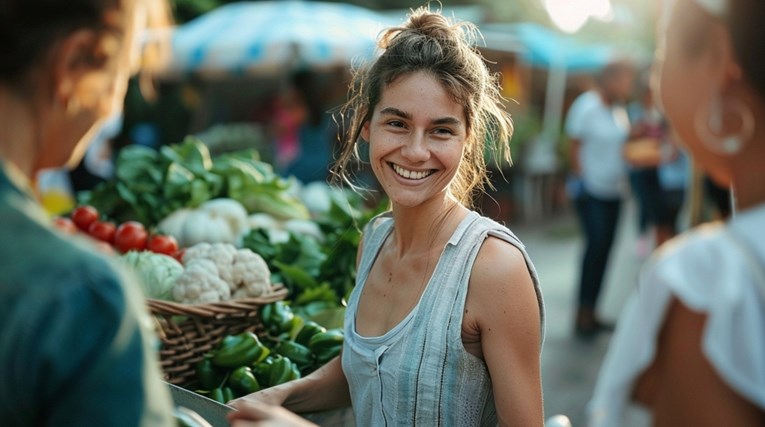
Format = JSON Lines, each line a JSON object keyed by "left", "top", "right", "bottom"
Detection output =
{"left": 227, "top": 366, "right": 260, "bottom": 396}
{"left": 195, "top": 357, "right": 227, "bottom": 390}
{"left": 252, "top": 357, "right": 275, "bottom": 388}
{"left": 212, "top": 332, "right": 270, "bottom": 368}
{"left": 268, "top": 355, "right": 301, "bottom": 386}
{"left": 308, "top": 329, "right": 344, "bottom": 353}
{"left": 222, "top": 387, "right": 235, "bottom": 403}
{"left": 314, "top": 344, "right": 342, "bottom": 365}
{"left": 261, "top": 302, "right": 295, "bottom": 336}
{"left": 274, "top": 340, "right": 314, "bottom": 369}
{"left": 295, "top": 321, "right": 326, "bottom": 347}
{"left": 208, "top": 388, "right": 226, "bottom": 404}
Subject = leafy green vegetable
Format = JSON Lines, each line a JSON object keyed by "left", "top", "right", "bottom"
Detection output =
{"left": 314, "top": 194, "right": 388, "bottom": 303}
{"left": 240, "top": 190, "right": 387, "bottom": 309}
{"left": 78, "top": 137, "right": 310, "bottom": 227}
{"left": 121, "top": 251, "right": 184, "bottom": 300}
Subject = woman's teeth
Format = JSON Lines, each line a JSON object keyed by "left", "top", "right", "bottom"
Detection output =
{"left": 391, "top": 163, "right": 433, "bottom": 180}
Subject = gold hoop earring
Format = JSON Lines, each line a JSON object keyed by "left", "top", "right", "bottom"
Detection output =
{"left": 694, "top": 95, "right": 755, "bottom": 155}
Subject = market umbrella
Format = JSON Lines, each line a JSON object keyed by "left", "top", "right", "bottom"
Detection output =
{"left": 508, "top": 23, "right": 615, "bottom": 72}
{"left": 166, "top": 1, "right": 398, "bottom": 76}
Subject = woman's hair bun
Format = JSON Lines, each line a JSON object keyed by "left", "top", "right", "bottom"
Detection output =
{"left": 405, "top": 8, "right": 455, "bottom": 40}
{"left": 378, "top": 6, "right": 476, "bottom": 51}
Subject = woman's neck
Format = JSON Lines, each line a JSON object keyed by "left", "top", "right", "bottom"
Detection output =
{"left": 732, "top": 178, "right": 765, "bottom": 212}
{"left": 389, "top": 195, "right": 467, "bottom": 258}
{"left": 0, "top": 89, "right": 39, "bottom": 180}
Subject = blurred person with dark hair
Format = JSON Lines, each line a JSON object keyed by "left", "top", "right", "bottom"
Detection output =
{"left": 284, "top": 70, "right": 335, "bottom": 184}
{"left": 0, "top": 0, "right": 175, "bottom": 425}
{"left": 590, "top": 0, "right": 765, "bottom": 425}
{"left": 626, "top": 70, "right": 689, "bottom": 250}
{"left": 565, "top": 60, "right": 636, "bottom": 338}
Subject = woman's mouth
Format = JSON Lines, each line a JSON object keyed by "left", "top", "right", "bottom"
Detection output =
{"left": 389, "top": 162, "right": 436, "bottom": 180}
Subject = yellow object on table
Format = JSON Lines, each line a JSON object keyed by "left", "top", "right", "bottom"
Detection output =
{"left": 40, "top": 189, "right": 75, "bottom": 216}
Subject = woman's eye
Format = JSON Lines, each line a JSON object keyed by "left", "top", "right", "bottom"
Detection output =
{"left": 433, "top": 128, "right": 455, "bottom": 136}
{"left": 387, "top": 121, "right": 406, "bottom": 128}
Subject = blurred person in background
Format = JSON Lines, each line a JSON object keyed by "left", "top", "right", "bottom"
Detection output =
{"left": 0, "top": 0, "right": 175, "bottom": 425}
{"left": 625, "top": 71, "right": 689, "bottom": 251}
{"left": 271, "top": 84, "right": 308, "bottom": 173}
{"left": 590, "top": 0, "right": 765, "bottom": 425}
{"left": 565, "top": 60, "right": 635, "bottom": 338}
{"left": 284, "top": 70, "right": 335, "bottom": 184}
{"left": 654, "top": 135, "right": 690, "bottom": 243}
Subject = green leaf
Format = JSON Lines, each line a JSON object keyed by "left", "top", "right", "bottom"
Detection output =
{"left": 115, "top": 181, "right": 138, "bottom": 206}
{"left": 240, "top": 229, "right": 278, "bottom": 262}
{"left": 212, "top": 156, "right": 267, "bottom": 186}
{"left": 294, "top": 283, "right": 339, "bottom": 306}
{"left": 201, "top": 172, "right": 225, "bottom": 199}
{"left": 189, "top": 178, "right": 212, "bottom": 207}
{"left": 115, "top": 145, "right": 159, "bottom": 182}
{"left": 163, "top": 163, "right": 194, "bottom": 201}
{"left": 239, "top": 191, "right": 309, "bottom": 220}
{"left": 160, "top": 137, "right": 213, "bottom": 175}
{"left": 305, "top": 306, "right": 346, "bottom": 330}
{"left": 272, "top": 261, "right": 318, "bottom": 290}
{"left": 275, "top": 233, "right": 326, "bottom": 278}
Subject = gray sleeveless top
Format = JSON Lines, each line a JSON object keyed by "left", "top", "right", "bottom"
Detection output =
{"left": 342, "top": 211, "right": 544, "bottom": 426}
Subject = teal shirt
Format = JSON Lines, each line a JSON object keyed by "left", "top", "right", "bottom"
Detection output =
{"left": 0, "top": 163, "right": 174, "bottom": 426}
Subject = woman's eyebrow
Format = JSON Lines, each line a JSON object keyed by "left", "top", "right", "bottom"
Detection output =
{"left": 379, "top": 107, "right": 412, "bottom": 119}
{"left": 379, "top": 107, "right": 462, "bottom": 126}
{"left": 432, "top": 117, "right": 462, "bottom": 126}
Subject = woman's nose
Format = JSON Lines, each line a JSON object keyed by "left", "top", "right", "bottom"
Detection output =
{"left": 400, "top": 134, "right": 430, "bottom": 162}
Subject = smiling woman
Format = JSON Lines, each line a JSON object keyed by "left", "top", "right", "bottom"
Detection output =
{"left": 230, "top": 5, "right": 545, "bottom": 427}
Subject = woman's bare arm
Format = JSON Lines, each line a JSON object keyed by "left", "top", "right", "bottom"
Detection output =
{"left": 470, "top": 237, "right": 543, "bottom": 427}
{"left": 635, "top": 299, "right": 765, "bottom": 426}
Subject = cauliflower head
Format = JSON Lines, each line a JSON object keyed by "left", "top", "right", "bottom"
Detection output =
{"left": 172, "top": 259, "right": 230, "bottom": 304}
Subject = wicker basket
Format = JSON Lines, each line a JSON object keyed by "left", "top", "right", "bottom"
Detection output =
{"left": 147, "top": 286, "right": 288, "bottom": 388}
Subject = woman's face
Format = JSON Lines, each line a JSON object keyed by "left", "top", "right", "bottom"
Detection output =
{"left": 655, "top": 0, "right": 732, "bottom": 184}
{"left": 362, "top": 71, "right": 467, "bottom": 209}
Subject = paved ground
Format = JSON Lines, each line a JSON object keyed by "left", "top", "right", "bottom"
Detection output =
{"left": 510, "top": 199, "right": 652, "bottom": 427}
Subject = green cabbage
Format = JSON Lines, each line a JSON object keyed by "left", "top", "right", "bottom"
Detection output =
{"left": 122, "top": 251, "right": 184, "bottom": 300}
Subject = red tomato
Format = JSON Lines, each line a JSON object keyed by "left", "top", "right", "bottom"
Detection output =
{"left": 52, "top": 217, "right": 77, "bottom": 234}
{"left": 71, "top": 205, "right": 99, "bottom": 231}
{"left": 88, "top": 220, "right": 116, "bottom": 243}
{"left": 147, "top": 234, "right": 179, "bottom": 256}
{"left": 114, "top": 221, "right": 148, "bottom": 253}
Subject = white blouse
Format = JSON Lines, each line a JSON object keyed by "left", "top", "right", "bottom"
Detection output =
{"left": 588, "top": 202, "right": 765, "bottom": 426}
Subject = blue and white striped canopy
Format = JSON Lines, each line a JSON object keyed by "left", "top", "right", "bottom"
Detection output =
{"left": 168, "top": 1, "right": 398, "bottom": 75}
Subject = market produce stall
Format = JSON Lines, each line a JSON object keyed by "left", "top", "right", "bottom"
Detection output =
{"left": 55, "top": 138, "right": 384, "bottom": 417}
